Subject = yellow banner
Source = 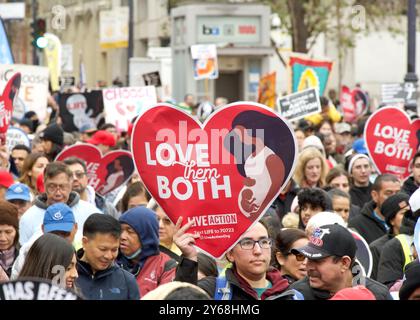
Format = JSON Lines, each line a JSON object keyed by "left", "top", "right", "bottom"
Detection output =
{"left": 44, "top": 33, "right": 62, "bottom": 92}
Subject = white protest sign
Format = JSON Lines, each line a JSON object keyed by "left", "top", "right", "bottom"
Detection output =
{"left": 0, "top": 64, "right": 49, "bottom": 121}
{"left": 102, "top": 86, "right": 157, "bottom": 132}
{"left": 6, "top": 127, "right": 30, "bottom": 152}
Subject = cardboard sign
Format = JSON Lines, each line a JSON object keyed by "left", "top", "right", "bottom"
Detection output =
{"left": 191, "top": 44, "right": 219, "bottom": 80}
{"left": 55, "top": 144, "right": 135, "bottom": 195}
{"left": 0, "top": 279, "right": 81, "bottom": 300}
{"left": 364, "top": 107, "right": 420, "bottom": 179}
{"left": 142, "top": 71, "right": 162, "bottom": 87}
{"left": 277, "top": 88, "right": 321, "bottom": 122}
{"left": 6, "top": 126, "right": 30, "bottom": 152}
{"left": 131, "top": 102, "right": 297, "bottom": 258}
{"left": 58, "top": 91, "right": 104, "bottom": 133}
{"left": 382, "top": 83, "right": 418, "bottom": 106}
{"left": 0, "top": 64, "right": 49, "bottom": 121}
{"left": 102, "top": 86, "right": 157, "bottom": 132}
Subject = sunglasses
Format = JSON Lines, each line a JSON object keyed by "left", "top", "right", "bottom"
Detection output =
{"left": 288, "top": 250, "right": 306, "bottom": 262}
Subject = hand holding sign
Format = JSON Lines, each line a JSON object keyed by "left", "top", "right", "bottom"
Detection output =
{"left": 131, "top": 102, "right": 297, "bottom": 258}
{"left": 365, "top": 107, "right": 420, "bottom": 179}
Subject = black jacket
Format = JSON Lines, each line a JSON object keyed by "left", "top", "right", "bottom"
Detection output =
{"left": 369, "top": 233, "right": 394, "bottom": 281}
{"left": 376, "top": 214, "right": 417, "bottom": 287}
{"left": 76, "top": 249, "right": 140, "bottom": 300}
{"left": 401, "top": 176, "right": 419, "bottom": 197}
{"left": 175, "top": 257, "right": 295, "bottom": 300}
{"left": 290, "top": 275, "right": 392, "bottom": 300}
{"left": 349, "top": 183, "right": 373, "bottom": 209}
{"left": 273, "top": 180, "right": 300, "bottom": 226}
{"left": 348, "top": 200, "right": 387, "bottom": 244}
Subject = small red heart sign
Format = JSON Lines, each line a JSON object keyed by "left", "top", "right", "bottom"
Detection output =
{"left": 364, "top": 106, "right": 420, "bottom": 179}
{"left": 0, "top": 73, "right": 21, "bottom": 144}
{"left": 55, "top": 144, "right": 135, "bottom": 195}
{"left": 131, "top": 102, "right": 297, "bottom": 258}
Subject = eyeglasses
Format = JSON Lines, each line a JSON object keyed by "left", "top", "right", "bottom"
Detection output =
{"left": 238, "top": 238, "right": 272, "bottom": 250}
{"left": 72, "top": 171, "right": 86, "bottom": 179}
{"left": 46, "top": 183, "right": 71, "bottom": 193}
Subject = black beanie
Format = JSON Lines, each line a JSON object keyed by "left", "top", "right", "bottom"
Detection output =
{"left": 381, "top": 193, "right": 410, "bottom": 225}
{"left": 39, "top": 124, "right": 64, "bottom": 146}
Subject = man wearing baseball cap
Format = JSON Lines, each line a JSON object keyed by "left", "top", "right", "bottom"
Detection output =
{"left": 10, "top": 203, "right": 78, "bottom": 279}
{"left": 289, "top": 223, "right": 392, "bottom": 300}
{"left": 5, "top": 183, "right": 32, "bottom": 219}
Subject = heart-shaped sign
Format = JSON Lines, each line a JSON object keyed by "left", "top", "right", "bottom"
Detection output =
{"left": 365, "top": 106, "right": 420, "bottom": 179}
{"left": 131, "top": 102, "right": 297, "bottom": 258}
{"left": 55, "top": 144, "right": 135, "bottom": 195}
{"left": 0, "top": 73, "right": 21, "bottom": 145}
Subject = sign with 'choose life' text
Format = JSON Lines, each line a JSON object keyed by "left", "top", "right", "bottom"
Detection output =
{"left": 131, "top": 102, "right": 297, "bottom": 258}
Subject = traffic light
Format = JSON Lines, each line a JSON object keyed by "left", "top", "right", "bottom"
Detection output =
{"left": 31, "top": 18, "right": 47, "bottom": 49}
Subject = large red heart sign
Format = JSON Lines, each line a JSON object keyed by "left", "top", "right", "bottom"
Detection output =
{"left": 55, "top": 144, "right": 135, "bottom": 195}
{"left": 131, "top": 102, "right": 297, "bottom": 258}
{"left": 365, "top": 106, "right": 420, "bottom": 179}
{"left": 0, "top": 73, "right": 21, "bottom": 145}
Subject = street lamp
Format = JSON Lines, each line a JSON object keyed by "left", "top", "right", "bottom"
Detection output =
{"left": 404, "top": 0, "right": 418, "bottom": 113}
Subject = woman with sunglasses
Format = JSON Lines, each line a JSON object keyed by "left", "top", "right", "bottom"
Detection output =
{"left": 273, "top": 228, "right": 309, "bottom": 284}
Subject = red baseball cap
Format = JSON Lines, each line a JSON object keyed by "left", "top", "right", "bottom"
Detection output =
{"left": 0, "top": 171, "right": 14, "bottom": 188}
{"left": 86, "top": 130, "right": 116, "bottom": 147}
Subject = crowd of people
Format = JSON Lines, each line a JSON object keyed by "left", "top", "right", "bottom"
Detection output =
{"left": 0, "top": 91, "right": 420, "bottom": 301}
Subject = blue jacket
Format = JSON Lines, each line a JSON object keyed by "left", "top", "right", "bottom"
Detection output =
{"left": 76, "top": 249, "right": 140, "bottom": 300}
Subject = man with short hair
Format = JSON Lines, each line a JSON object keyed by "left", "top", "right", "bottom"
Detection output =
{"left": 5, "top": 183, "right": 32, "bottom": 219}
{"left": 290, "top": 224, "right": 392, "bottom": 300}
{"left": 174, "top": 219, "right": 299, "bottom": 300}
{"left": 347, "top": 154, "right": 373, "bottom": 208}
{"left": 18, "top": 161, "right": 99, "bottom": 245}
{"left": 117, "top": 206, "right": 177, "bottom": 297}
{"left": 11, "top": 145, "right": 30, "bottom": 176}
{"left": 76, "top": 213, "right": 140, "bottom": 300}
{"left": 369, "top": 192, "right": 411, "bottom": 280}
{"left": 63, "top": 157, "right": 119, "bottom": 219}
{"left": 10, "top": 202, "right": 79, "bottom": 279}
{"left": 348, "top": 174, "right": 401, "bottom": 244}
{"left": 402, "top": 151, "right": 420, "bottom": 197}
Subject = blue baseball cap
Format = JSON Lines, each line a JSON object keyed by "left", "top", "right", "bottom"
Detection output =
{"left": 352, "top": 138, "right": 368, "bottom": 155}
{"left": 43, "top": 203, "right": 75, "bottom": 233}
{"left": 5, "top": 183, "right": 31, "bottom": 202}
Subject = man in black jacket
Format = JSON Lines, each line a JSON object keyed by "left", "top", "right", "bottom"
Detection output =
{"left": 173, "top": 218, "right": 299, "bottom": 300}
{"left": 290, "top": 223, "right": 392, "bottom": 300}
{"left": 401, "top": 151, "right": 420, "bottom": 197}
{"left": 348, "top": 174, "right": 401, "bottom": 244}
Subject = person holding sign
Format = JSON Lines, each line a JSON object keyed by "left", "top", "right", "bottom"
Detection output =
{"left": 173, "top": 217, "right": 301, "bottom": 300}
{"left": 227, "top": 111, "right": 294, "bottom": 221}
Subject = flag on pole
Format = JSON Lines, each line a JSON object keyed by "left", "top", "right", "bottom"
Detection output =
{"left": 0, "top": 17, "right": 14, "bottom": 64}
{"left": 78, "top": 51, "right": 86, "bottom": 92}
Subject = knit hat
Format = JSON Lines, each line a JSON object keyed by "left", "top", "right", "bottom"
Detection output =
{"left": 399, "top": 261, "right": 420, "bottom": 300}
{"left": 0, "top": 200, "right": 19, "bottom": 230}
{"left": 39, "top": 124, "right": 64, "bottom": 146}
{"left": 381, "top": 193, "right": 410, "bottom": 225}
{"left": 86, "top": 130, "right": 116, "bottom": 147}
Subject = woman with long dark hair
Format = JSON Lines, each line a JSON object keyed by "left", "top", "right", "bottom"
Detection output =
{"left": 18, "top": 233, "right": 78, "bottom": 290}
{"left": 225, "top": 110, "right": 296, "bottom": 220}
